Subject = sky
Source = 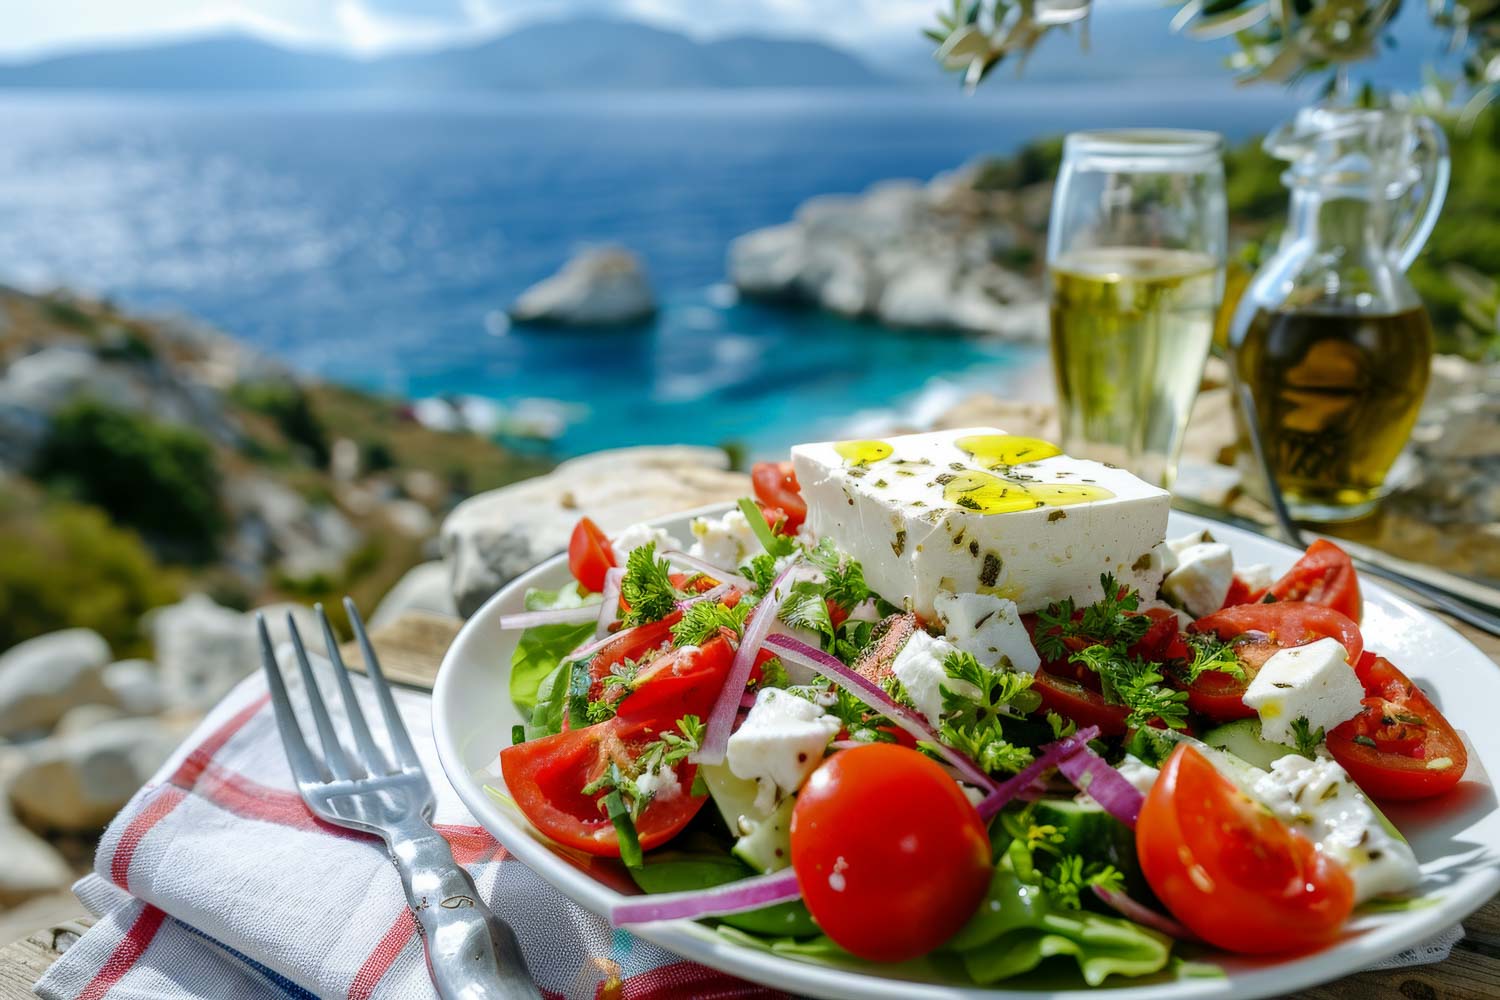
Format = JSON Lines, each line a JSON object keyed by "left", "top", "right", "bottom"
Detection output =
{"left": 0, "top": 0, "right": 956, "bottom": 60}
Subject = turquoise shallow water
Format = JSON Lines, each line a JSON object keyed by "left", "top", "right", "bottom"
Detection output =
{"left": 0, "top": 85, "right": 1299, "bottom": 458}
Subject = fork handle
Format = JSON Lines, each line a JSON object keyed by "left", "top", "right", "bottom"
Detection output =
{"left": 388, "top": 821, "right": 541, "bottom": 1000}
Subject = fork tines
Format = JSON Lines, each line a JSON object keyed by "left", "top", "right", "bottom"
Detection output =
{"left": 257, "top": 598, "right": 423, "bottom": 786}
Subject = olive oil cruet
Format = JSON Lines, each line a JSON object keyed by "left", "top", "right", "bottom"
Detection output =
{"left": 1229, "top": 106, "right": 1450, "bottom": 522}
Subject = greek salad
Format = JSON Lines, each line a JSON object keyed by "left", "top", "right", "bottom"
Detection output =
{"left": 494, "top": 428, "right": 1468, "bottom": 986}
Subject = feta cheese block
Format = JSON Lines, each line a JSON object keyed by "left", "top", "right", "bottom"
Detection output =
{"left": 933, "top": 591, "right": 1040, "bottom": 673}
{"left": 1160, "top": 541, "right": 1234, "bottom": 617}
{"left": 890, "top": 628, "right": 972, "bottom": 727}
{"left": 727, "top": 688, "right": 842, "bottom": 813}
{"left": 1252, "top": 754, "right": 1420, "bottom": 902}
{"left": 1242, "top": 637, "right": 1367, "bottom": 746}
{"left": 792, "top": 427, "right": 1171, "bottom": 618}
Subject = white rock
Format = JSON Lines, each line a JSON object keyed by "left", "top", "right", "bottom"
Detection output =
{"left": 10, "top": 716, "right": 193, "bottom": 831}
{"left": 383, "top": 499, "right": 435, "bottom": 538}
{"left": 53, "top": 703, "right": 127, "bottom": 736}
{"left": 0, "top": 629, "right": 113, "bottom": 738}
{"left": 727, "top": 224, "right": 806, "bottom": 299}
{"left": 441, "top": 445, "right": 748, "bottom": 616}
{"left": 0, "top": 814, "right": 74, "bottom": 905}
{"left": 370, "top": 561, "right": 458, "bottom": 629}
{"left": 510, "top": 247, "right": 656, "bottom": 327}
{"left": 102, "top": 659, "right": 166, "bottom": 716}
{"left": 149, "top": 595, "right": 257, "bottom": 710}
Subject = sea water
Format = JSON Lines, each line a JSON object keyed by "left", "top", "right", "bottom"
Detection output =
{"left": 0, "top": 85, "right": 1297, "bottom": 458}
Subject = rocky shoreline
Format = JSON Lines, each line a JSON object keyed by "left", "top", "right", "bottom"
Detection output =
{"left": 729, "top": 164, "right": 1051, "bottom": 340}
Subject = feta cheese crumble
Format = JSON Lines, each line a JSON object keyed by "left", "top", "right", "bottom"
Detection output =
{"left": 933, "top": 591, "right": 1040, "bottom": 674}
{"left": 1160, "top": 541, "right": 1234, "bottom": 618}
{"left": 688, "top": 508, "right": 762, "bottom": 570}
{"left": 890, "top": 628, "right": 972, "bottom": 727}
{"left": 1242, "top": 638, "right": 1367, "bottom": 746}
{"left": 1252, "top": 754, "right": 1420, "bottom": 902}
{"left": 610, "top": 522, "right": 683, "bottom": 561}
{"left": 726, "top": 688, "right": 841, "bottom": 813}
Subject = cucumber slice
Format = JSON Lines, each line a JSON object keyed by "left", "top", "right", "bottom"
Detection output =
{"left": 628, "top": 851, "right": 818, "bottom": 936}
{"left": 1201, "top": 717, "right": 1294, "bottom": 770}
{"left": 1030, "top": 797, "right": 1143, "bottom": 891}
{"left": 732, "top": 795, "right": 794, "bottom": 873}
{"left": 699, "top": 762, "right": 767, "bottom": 835}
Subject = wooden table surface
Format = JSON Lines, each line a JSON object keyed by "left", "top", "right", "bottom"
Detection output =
{"left": 4, "top": 608, "right": 1498, "bottom": 999}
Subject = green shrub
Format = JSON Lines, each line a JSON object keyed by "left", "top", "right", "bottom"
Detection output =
{"left": 33, "top": 401, "right": 224, "bottom": 562}
{"left": 0, "top": 498, "right": 179, "bottom": 655}
{"left": 230, "top": 379, "right": 330, "bottom": 467}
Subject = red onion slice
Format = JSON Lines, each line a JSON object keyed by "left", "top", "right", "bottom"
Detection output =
{"left": 762, "top": 634, "right": 997, "bottom": 793}
{"left": 659, "top": 549, "right": 755, "bottom": 593}
{"left": 696, "top": 559, "right": 804, "bottom": 765}
{"left": 1057, "top": 744, "right": 1145, "bottom": 828}
{"left": 975, "top": 726, "right": 1101, "bottom": 820}
{"left": 1092, "top": 885, "right": 1194, "bottom": 940}
{"left": 595, "top": 568, "right": 624, "bottom": 639}
{"left": 610, "top": 867, "right": 801, "bottom": 926}
{"left": 498, "top": 605, "right": 599, "bottom": 630}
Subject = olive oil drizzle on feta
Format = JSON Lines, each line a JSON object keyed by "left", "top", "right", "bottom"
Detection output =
{"left": 955, "top": 433, "right": 1063, "bottom": 468}
{"left": 942, "top": 469, "right": 1115, "bottom": 514}
{"left": 833, "top": 439, "right": 893, "bottom": 465}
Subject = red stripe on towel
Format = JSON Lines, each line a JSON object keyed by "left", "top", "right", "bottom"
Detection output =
{"left": 74, "top": 904, "right": 168, "bottom": 1000}
{"left": 347, "top": 910, "right": 417, "bottom": 1000}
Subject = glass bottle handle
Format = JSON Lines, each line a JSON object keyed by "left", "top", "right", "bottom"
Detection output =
{"left": 1391, "top": 115, "right": 1450, "bottom": 272}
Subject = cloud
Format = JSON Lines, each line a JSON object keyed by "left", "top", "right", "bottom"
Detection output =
{"left": 0, "top": 0, "right": 936, "bottom": 58}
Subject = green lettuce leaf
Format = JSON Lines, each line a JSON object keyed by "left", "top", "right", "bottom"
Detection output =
{"left": 949, "top": 865, "right": 1173, "bottom": 987}
{"left": 509, "top": 583, "right": 597, "bottom": 716}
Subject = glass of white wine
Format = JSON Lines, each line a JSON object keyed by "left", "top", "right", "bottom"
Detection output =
{"left": 1047, "top": 130, "right": 1227, "bottom": 487}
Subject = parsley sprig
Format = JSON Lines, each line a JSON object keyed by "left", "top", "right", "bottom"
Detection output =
{"left": 999, "top": 805, "right": 1125, "bottom": 911}
{"left": 618, "top": 542, "right": 679, "bottom": 626}
{"left": 1290, "top": 716, "right": 1325, "bottom": 759}
{"left": 924, "top": 651, "right": 1043, "bottom": 777}
{"left": 1034, "top": 573, "right": 1150, "bottom": 661}
{"left": 670, "top": 598, "right": 752, "bottom": 646}
{"left": 1035, "top": 574, "right": 1194, "bottom": 731}
{"left": 1182, "top": 632, "right": 1246, "bottom": 683}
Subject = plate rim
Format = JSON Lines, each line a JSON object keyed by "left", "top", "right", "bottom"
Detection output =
{"left": 432, "top": 501, "right": 1500, "bottom": 999}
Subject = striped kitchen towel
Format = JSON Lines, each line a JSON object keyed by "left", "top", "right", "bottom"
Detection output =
{"left": 34, "top": 648, "right": 784, "bottom": 1000}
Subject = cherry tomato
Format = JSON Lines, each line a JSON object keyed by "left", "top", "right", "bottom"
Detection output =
{"left": 1221, "top": 576, "right": 1254, "bottom": 608}
{"left": 1187, "top": 603, "right": 1365, "bottom": 721}
{"left": 1031, "top": 670, "right": 1131, "bottom": 736}
{"left": 1137, "top": 745, "right": 1355, "bottom": 954}
{"left": 567, "top": 517, "right": 616, "bottom": 593}
{"left": 751, "top": 461, "right": 807, "bottom": 532}
{"left": 1327, "top": 652, "right": 1467, "bottom": 800}
{"left": 500, "top": 715, "right": 706, "bottom": 857}
{"left": 791, "top": 745, "right": 991, "bottom": 962}
{"left": 586, "top": 616, "right": 679, "bottom": 696}
{"left": 1268, "top": 539, "right": 1362, "bottom": 621}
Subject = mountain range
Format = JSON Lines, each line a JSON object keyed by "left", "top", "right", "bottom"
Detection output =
{"left": 0, "top": 18, "right": 890, "bottom": 92}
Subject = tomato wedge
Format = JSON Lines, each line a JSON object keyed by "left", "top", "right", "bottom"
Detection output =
{"left": 1137, "top": 745, "right": 1355, "bottom": 954}
{"left": 500, "top": 715, "right": 706, "bottom": 857}
{"left": 751, "top": 461, "right": 807, "bottom": 532}
{"left": 611, "top": 635, "right": 737, "bottom": 728}
{"left": 1032, "top": 670, "right": 1131, "bottom": 736}
{"left": 1267, "top": 539, "right": 1362, "bottom": 621}
{"left": 1187, "top": 603, "right": 1365, "bottom": 721}
{"left": 567, "top": 517, "right": 616, "bottom": 593}
{"left": 1327, "top": 652, "right": 1467, "bottom": 800}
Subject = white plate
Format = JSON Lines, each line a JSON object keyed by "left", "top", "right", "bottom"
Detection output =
{"left": 433, "top": 505, "right": 1500, "bottom": 999}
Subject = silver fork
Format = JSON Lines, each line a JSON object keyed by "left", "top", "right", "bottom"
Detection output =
{"left": 257, "top": 598, "right": 540, "bottom": 1000}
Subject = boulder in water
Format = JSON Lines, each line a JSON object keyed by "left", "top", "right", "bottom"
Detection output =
{"left": 509, "top": 247, "right": 656, "bottom": 328}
